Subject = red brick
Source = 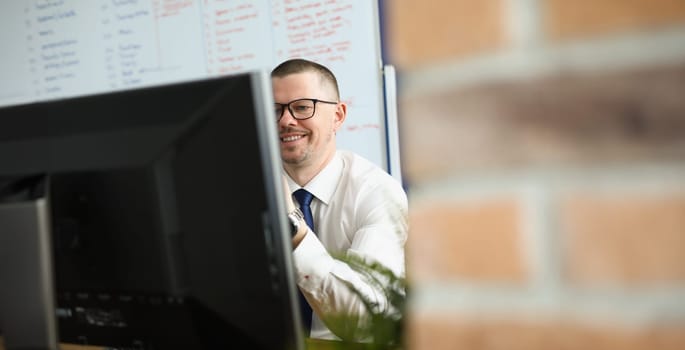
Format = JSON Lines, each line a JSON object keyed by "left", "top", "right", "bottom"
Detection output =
{"left": 543, "top": 0, "right": 685, "bottom": 41}
{"left": 408, "top": 197, "right": 527, "bottom": 283}
{"left": 400, "top": 63, "right": 685, "bottom": 182}
{"left": 384, "top": 0, "right": 507, "bottom": 69}
{"left": 407, "top": 312, "right": 685, "bottom": 350}
{"left": 560, "top": 192, "right": 685, "bottom": 285}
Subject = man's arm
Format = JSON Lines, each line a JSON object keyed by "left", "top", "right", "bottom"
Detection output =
{"left": 293, "top": 180, "right": 408, "bottom": 340}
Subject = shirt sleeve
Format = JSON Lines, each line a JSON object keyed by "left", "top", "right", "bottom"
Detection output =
{"left": 291, "top": 179, "right": 408, "bottom": 340}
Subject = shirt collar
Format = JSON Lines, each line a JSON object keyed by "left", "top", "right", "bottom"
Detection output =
{"left": 286, "top": 151, "right": 343, "bottom": 206}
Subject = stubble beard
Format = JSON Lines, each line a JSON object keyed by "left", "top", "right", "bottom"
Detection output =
{"left": 282, "top": 144, "right": 312, "bottom": 166}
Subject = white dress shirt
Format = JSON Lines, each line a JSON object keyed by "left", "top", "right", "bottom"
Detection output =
{"left": 286, "top": 150, "right": 408, "bottom": 340}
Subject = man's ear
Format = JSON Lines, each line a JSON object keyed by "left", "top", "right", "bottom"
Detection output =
{"left": 333, "top": 102, "right": 347, "bottom": 132}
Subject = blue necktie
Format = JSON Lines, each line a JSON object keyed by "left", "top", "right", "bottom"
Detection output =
{"left": 293, "top": 189, "right": 314, "bottom": 229}
{"left": 293, "top": 189, "right": 314, "bottom": 332}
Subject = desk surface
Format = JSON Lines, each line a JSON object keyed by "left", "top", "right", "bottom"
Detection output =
{"left": 0, "top": 339, "right": 102, "bottom": 350}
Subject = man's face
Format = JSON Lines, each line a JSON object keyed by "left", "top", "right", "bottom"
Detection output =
{"left": 272, "top": 71, "right": 344, "bottom": 169}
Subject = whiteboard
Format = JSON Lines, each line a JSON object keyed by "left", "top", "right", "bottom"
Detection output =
{"left": 0, "top": 0, "right": 388, "bottom": 170}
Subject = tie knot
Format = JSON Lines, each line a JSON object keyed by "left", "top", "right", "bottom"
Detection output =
{"left": 293, "top": 189, "right": 313, "bottom": 207}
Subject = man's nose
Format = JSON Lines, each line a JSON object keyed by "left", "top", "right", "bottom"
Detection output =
{"left": 279, "top": 107, "right": 297, "bottom": 124}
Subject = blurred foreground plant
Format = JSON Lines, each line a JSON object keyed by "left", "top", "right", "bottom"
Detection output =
{"left": 323, "top": 253, "right": 407, "bottom": 349}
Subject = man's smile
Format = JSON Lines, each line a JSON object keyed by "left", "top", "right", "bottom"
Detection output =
{"left": 281, "top": 134, "right": 305, "bottom": 142}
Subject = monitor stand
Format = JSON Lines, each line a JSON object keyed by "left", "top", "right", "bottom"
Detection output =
{"left": 0, "top": 177, "right": 59, "bottom": 350}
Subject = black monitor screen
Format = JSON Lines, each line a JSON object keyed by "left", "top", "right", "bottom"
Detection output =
{"left": 0, "top": 72, "right": 302, "bottom": 350}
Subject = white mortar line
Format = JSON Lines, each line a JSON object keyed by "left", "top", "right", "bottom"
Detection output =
{"left": 400, "top": 26, "right": 685, "bottom": 96}
{"left": 505, "top": 0, "right": 543, "bottom": 50}
{"left": 408, "top": 162, "right": 685, "bottom": 198}
{"left": 410, "top": 285, "right": 685, "bottom": 325}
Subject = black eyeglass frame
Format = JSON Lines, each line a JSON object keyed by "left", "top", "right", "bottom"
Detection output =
{"left": 275, "top": 98, "right": 338, "bottom": 121}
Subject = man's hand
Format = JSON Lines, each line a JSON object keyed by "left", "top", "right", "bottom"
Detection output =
{"left": 283, "top": 175, "right": 307, "bottom": 247}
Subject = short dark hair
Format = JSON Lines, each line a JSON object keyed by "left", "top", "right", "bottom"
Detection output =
{"left": 271, "top": 58, "right": 340, "bottom": 99}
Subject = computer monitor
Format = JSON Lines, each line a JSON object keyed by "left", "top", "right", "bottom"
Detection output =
{"left": 0, "top": 71, "right": 304, "bottom": 350}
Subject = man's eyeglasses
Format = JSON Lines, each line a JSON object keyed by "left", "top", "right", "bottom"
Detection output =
{"left": 275, "top": 98, "right": 338, "bottom": 121}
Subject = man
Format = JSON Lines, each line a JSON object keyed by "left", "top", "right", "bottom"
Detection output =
{"left": 271, "top": 58, "right": 408, "bottom": 341}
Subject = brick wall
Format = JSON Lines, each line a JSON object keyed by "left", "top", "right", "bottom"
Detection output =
{"left": 383, "top": 0, "right": 685, "bottom": 349}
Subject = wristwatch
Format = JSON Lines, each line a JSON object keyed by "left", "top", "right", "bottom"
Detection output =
{"left": 287, "top": 207, "right": 305, "bottom": 237}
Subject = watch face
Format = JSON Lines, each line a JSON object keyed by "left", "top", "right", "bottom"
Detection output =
{"left": 288, "top": 213, "right": 299, "bottom": 237}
